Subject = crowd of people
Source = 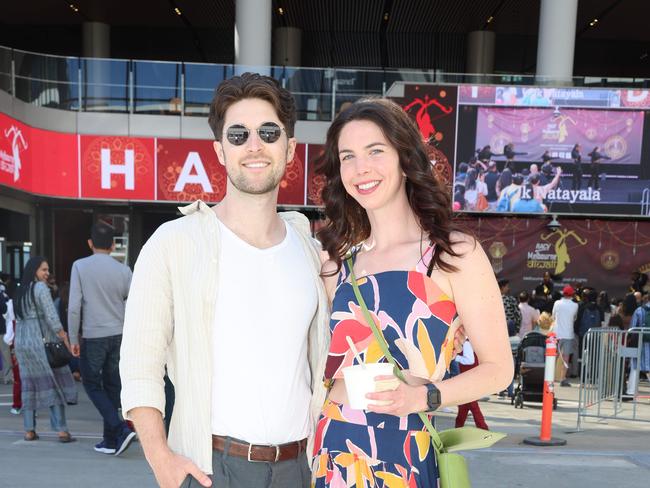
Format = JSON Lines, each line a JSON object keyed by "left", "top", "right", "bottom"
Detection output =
{"left": 497, "top": 270, "right": 650, "bottom": 396}
{"left": 453, "top": 143, "right": 612, "bottom": 213}
{"left": 0, "top": 221, "right": 136, "bottom": 455}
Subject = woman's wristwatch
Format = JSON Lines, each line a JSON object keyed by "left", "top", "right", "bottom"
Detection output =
{"left": 425, "top": 383, "right": 441, "bottom": 412}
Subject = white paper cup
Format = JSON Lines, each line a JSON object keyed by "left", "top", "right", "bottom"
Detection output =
{"left": 342, "top": 363, "right": 399, "bottom": 410}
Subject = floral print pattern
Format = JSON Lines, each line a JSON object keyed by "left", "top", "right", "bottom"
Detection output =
{"left": 313, "top": 246, "right": 458, "bottom": 487}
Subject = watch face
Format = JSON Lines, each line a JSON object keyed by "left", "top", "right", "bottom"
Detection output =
{"left": 427, "top": 384, "right": 440, "bottom": 409}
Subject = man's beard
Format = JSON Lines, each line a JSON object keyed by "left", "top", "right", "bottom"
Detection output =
{"left": 226, "top": 158, "right": 286, "bottom": 195}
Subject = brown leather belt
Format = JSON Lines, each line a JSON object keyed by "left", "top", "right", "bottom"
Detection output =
{"left": 211, "top": 435, "right": 307, "bottom": 463}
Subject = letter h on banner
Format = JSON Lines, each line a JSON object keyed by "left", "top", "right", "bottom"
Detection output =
{"left": 101, "top": 148, "right": 134, "bottom": 190}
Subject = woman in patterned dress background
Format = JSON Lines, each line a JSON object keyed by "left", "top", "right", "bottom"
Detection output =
{"left": 13, "top": 256, "right": 77, "bottom": 442}
{"left": 313, "top": 99, "right": 513, "bottom": 487}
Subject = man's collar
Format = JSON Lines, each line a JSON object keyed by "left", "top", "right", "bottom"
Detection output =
{"left": 178, "top": 200, "right": 213, "bottom": 216}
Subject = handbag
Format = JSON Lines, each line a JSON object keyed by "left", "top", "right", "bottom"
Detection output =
{"left": 36, "top": 315, "right": 72, "bottom": 369}
{"left": 346, "top": 256, "right": 505, "bottom": 488}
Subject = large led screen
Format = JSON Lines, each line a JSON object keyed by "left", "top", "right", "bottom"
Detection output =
{"left": 450, "top": 85, "right": 650, "bottom": 218}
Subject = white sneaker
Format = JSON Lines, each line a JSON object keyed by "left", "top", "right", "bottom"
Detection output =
{"left": 10, "top": 408, "right": 21, "bottom": 415}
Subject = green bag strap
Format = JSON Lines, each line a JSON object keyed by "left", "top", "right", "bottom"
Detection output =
{"left": 346, "top": 256, "right": 445, "bottom": 455}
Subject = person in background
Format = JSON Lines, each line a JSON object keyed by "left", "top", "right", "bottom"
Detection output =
{"left": 535, "top": 311, "right": 554, "bottom": 335}
{"left": 570, "top": 144, "right": 583, "bottom": 190}
{"left": 597, "top": 291, "right": 614, "bottom": 326}
{"left": 478, "top": 145, "right": 501, "bottom": 164}
{"left": 13, "top": 256, "right": 77, "bottom": 442}
{"left": 454, "top": 340, "right": 489, "bottom": 430}
{"left": 499, "top": 279, "right": 522, "bottom": 337}
{"left": 625, "top": 294, "right": 650, "bottom": 399}
{"left": 587, "top": 146, "right": 611, "bottom": 190}
{"left": 552, "top": 285, "right": 579, "bottom": 387}
{"left": 512, "top": 184, "right": 544, "bottom": 213}
{"left": 2, "top": 282, "right": 22, "bottom": 415}
{"left": 518, "top": 291, "right": 540, "bottom": 338}
{"left": 68, "top": 221, "right": 135, "bottom": 456}
{"left": 463, "top": 168, "right": 488, "bottom": 211}
{"left": 484, "top": 161, "right": 500, "bottom": 208}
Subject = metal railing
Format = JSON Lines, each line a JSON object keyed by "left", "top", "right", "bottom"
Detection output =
{"left": 577, "top": 327, "right": 650, "bottom": 429}
{"left": 2, "top": 44, "right": 650, "bottom": 121}
{"left": 642, "top": 189, "right": 650, "bottom": 216}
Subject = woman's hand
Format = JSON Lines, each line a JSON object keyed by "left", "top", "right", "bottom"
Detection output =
{"left": 365, "top": 376, "right": 428, "bottom": 417}
{"left": 57, "top": 330, "right": 71, "bottom": 350}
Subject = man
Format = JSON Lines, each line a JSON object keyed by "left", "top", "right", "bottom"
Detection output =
{"left": 552, "top": 285, "right": 579, "bottom": 387}
{"left": 625, "top": 293, "right": 650, "bottom": 398}
{"left": 68, "top": 222, "right": 135, "bottom": 455}
{"left": 498, "top": 279, "right": 521, "bottom": 337}
{"left": 570, "top": 144, "right": 582, "bottom": 190}
{"left": 503, "top": 143, "right": 527, "bottom": 171}
{"left": 534, "top": 272, "right": 555, "bottom": 312}
{"left": 540, "top": 150, "right": 554, "bottom": 164}
{"left": 478, "top": 145, "right": 501, "bottom": 164}
{"left": 587, "top": 146, "right": 611, "bottom": 190}
{"left": 119, "top": 73, "right": 331, "bottom": 488}
{"left": 530, "top": 167, "right": 562, "bottom": 207}
{"left": 484, "top": 161, "right": 500, "bottom": 207}
{"left": 518, "top": 291, "right": 540, "bottom": 338}
{"left": 512, "top": 184, "right": 544, "bottom": 213}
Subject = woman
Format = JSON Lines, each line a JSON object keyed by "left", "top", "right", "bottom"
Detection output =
{"left": 13, "top": 257, "right": 77, "bottom": 442}
{"left": 313, "top": 99, "right": 512, "bottom": 486}
{"left": 535, "top": 311, "right": 554, "bottom": 335}
{"left": 463, "top": 168, "right": 488, "bottom": 211}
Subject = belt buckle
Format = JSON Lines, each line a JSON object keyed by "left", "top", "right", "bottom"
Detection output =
{"left": 247, "top": 443, "right": 280, "bottom": 463}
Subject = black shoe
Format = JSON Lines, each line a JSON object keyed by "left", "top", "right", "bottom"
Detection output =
{"left": 560, "top": 380, "right": 571, "bottom": 387}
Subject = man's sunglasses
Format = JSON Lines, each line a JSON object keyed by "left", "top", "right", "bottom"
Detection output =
{"left": 224, "top": 122, "right": 285, "bottom": 146}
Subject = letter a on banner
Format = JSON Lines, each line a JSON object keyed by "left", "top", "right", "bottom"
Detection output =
{"left": 101, "top": 148, "right": 135, "bottom": 190}
{"left": 174, "top": 151, "right": 213, "bottom": 193}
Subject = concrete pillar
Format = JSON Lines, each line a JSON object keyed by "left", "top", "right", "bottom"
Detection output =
{"left": 273, "top": 27, "right": 302, "bottom": 67}
{"left": 82, "top": 21, "right": 110, "bottom": 58}
{"left": 235, "top": 0, "right": 272, "bottom": 75}
{"left": 536, "top": 0, "right": 578, "bottom": 84}
{"left": 466, "top": 31, "right": 495, "bottom": 75}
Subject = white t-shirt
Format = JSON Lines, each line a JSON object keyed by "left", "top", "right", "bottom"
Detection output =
{"left": 211, "top": 218, "right": 317, "bottom": 444}
{"left": 552, "top": 298, "right": 578, "bottom": 340}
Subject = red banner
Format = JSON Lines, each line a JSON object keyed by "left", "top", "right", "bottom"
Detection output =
{"left": 79, "top": 136, "right": 156, "bottom": 200}
{"left": 0, "top": 113, "right": 32, "bottom": 193}
{"left": 462, "top": 217, "right": 650, "bottom": 298}
{"left": 157, "top": 138, "right": 226, "bottom": 203}
{"left": 0, "top": 112, "right": 321, "bottom": 206}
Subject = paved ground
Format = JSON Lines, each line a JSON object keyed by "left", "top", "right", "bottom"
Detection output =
{"left": 0, "top": 378, "right": 648, "bottom": 487}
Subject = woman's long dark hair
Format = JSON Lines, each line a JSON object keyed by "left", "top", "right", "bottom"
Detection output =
{"left": 14, "top": 256, "right": 47, "bottom": 320}
{"left": 317, "top": 98, "right": 463, "bottom": 274}
{"left": 465, "top": 168, "right": 478, "bottom": 191}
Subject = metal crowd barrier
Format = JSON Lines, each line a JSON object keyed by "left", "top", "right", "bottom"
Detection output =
{"left": 576, "top": 327, "right": 649, "bottom": 430}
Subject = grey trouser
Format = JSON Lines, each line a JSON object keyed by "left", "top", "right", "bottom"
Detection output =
{"left": 180, "top": 439, "right": 310, "bottom": 488}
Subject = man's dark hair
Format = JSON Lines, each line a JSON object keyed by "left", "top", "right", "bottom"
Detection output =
{"left": 519, "top": 290, "right": 530, "bottom": 303}
{"left": 208, "top": 72, "right": 297, "bottom": 141}
{"left": 91, "top": 221, "right": 115, "bottom": 250}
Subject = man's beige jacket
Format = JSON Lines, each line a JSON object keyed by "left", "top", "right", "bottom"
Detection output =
{"left": 120, "top": 200, "right": 330, "bottom": 474}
